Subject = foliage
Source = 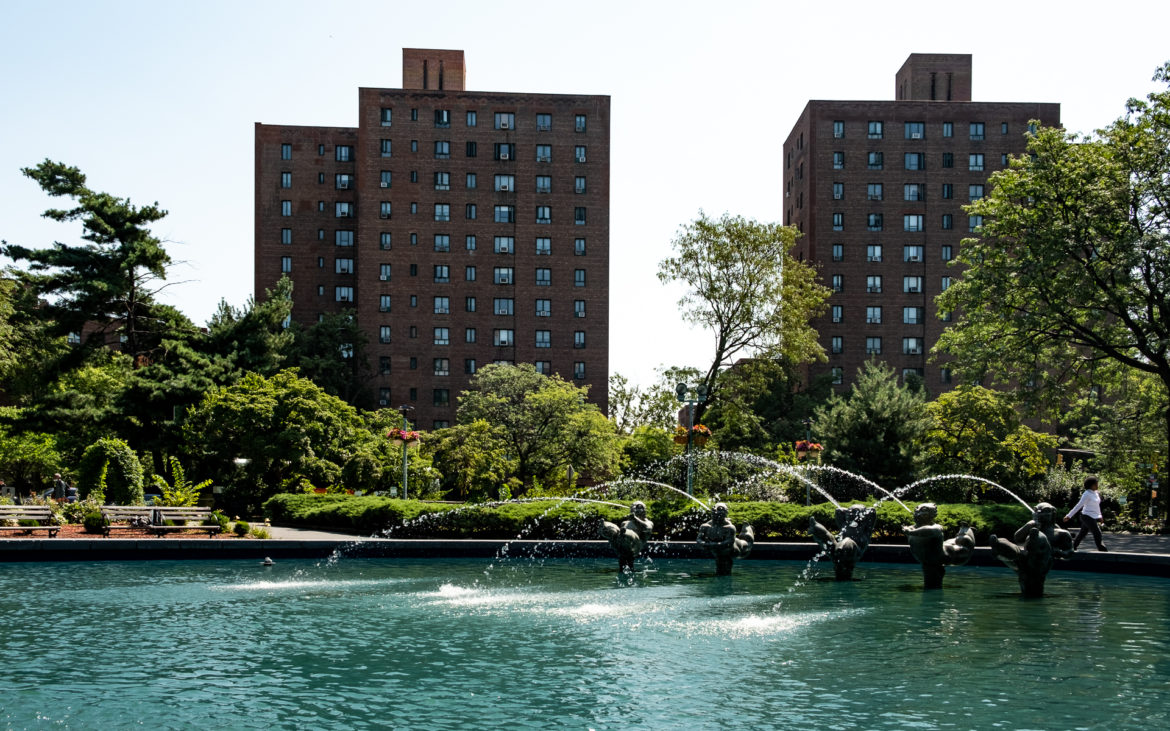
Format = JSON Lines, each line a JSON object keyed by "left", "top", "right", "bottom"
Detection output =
{"left": 656, "top": 212, "right": 830, "bottom": 423}
{"left": 936, "top": 63, "right": 1170, "bottom": 512}
{"left": 151, "top": 456, "right": 212, "bottom": 507}
{"left": 455, "top": 364, "right": 623, "bottom": 494}
{"left": 182, "top": 369, "right": 379, "bottom": 515}
{"left": 286, "top": 310, "right": 374, "bottom": 408}
{"left": 57, "top": 497, "right": 103, "bottom": 524}
{"left": 0, "top": 423, "right": 63, "bottom": 495}
{"left": 233, "top": 520, "right": 251, "bottom": 537}
{"left": 921, "top": 386, "right": 1057, "bottom": 493}
{"left": 813, "top": 361, "right": 930, "bottom": 488}
{"left": 425, "top": 419, "right": 519, "bottom": 502}
{"left": 608, "top": 369, "right": 699, "bottom": 433}
{"left": 77, "top": 438, "right": 143, "bottom": 504}
{"left": 250, "top": 525, "right": 271, "bottom": 539}
{"left": 203, "top": 277, "right": 295, "bottom": 380}
{"left": 82, "top": 511, "right": 106, "bottom": 533}
{"left": 619, "top": 425, "right": 677, "bottom": 477}
{"left": 203, "top": 510, "right": 230, "bottom": 531}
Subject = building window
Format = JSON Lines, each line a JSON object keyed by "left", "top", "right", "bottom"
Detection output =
{"left": 831, "top": 244, "right": 844, "bottom": 262}
{"left": 535, "top": 237, "right": 551, "bottom": 255}
{"left": 904, "top": 153, "right": 925, "bottom": 170}
{"left": 574, "top": 207, "right": 586, "bottom": 225}
{"left": 465, "top": 328, "right": 477, "bottom": 343}
{"left": 335, "top": 286, "right": 353, "bottom": 302}
{"left": 434, "top": 234, "right": 450, "bottom": 252}
{"left": 833, "top": 120, "right": 845, "bottom": 138}
{"left": 280, "top": 256, "right": 292, "bottom": 273}
{"left": 969, "top": 122, "right": 985, "bottom": 140}
{"left": 831, "top": 274, "right": 843, "bottom": 292}
{"left": 280, "top": 143, "right": 292, "bottom": 160}
{"left": 941, "top": 245, "right": 953, "bottom": 261}
{"left": 379, "top": 295, "right": 392, "bottom": 312}
{"left": 379, "top": 356, "right": 391, "bottom": 375}
{"left": 433, "top": 389, "right": 449, "bottom": 407}
{"left": 464, "top": 110, "right": 476, "bottom": 127}
{"left": 942, "top": 121, "right": 953, "bottom": 138}
{"left": 433, "top": 109, "right": 451, "bottom": 128}
{"left": 904, "top": 184, "right": 924, "bottom": 201}
{"left": 493, "top": 329, "right": 514, "bottom": 346}
{"left": 466, "top": 235, "right": 477, "bottom": 251}
{"left": 867, "top": 121, "right": 883, "bottom": 139}
{"left": 536, "top": 299, "right": 551, "bottom": 317}
{"left": 969, "top": 184, "right": 984, "bottom": 201}
{"left": 904, "top": 122, "right": 925, "bottom": 139}
{"left": 940, "top": 309, "right": 952, "bottom": 323}
{"left": 867, "top": 213, "right": 883, "bottom": 231}
{"left": 867, "top": 151, "right": 883, "bottom": 170}
{"left": 465, "top": 358, "right": 477, "bottom": 375}
{"left": 574, "top": 238, "right": 586, "bottom": 256}
{"left": 494, "top": 298, "right": 514, "bottom": 315}
{"left": 903, "top": 215, "right": 924, "bottom": 232}
{"left": 281, "top": 200, "right": 292, "bottom": 216}
{"left": 867, "top": 183, "right": 883, "bottom": 201}
{"left": 831, "top": 336, "right": 843, "bottom": 354}
{"left": 281, "top": 228, "right": 292, "bottom": 245}
{"left": 942, "top": 152, "right": 954, "bottom": 169}
{"left": 411, "top": 140, "right": 418, "bottom": 153}
{"left": 466, "top": 204, "right": 477, "bottom": 220}
{"left": 903, "top": 276, "right": 923, "bottom": 293}
{"left": 494, "top": 205, "right": 515, "bottom": 223}
{"left": 532, "top": 175, "right": 551, "bottom": 193}
{"left": 536, "top": 113, "right": 552, "bottom": 131}
{"left": 940, "top": 367, "right": 953, "bottom": 384}
{"left": 831, "top": 367, "right": 844, "bottom": 385}
{"left": 496, "top": 174, "right": 516, "bottom": 191}
{"left": 465, "top": 265, "right": 476, "bottom": 281}
{"left": 465, "top": 296, "right": 476, "bottom": 312}
{"left": 904, "top": 245, "right": 924, "bottom": 262}
{"left": 433, "top": 357, "right": 450, "bottom": 377}
{"left": 575, "top": 114, "right": 587, "bottom": 132}
{"left": 336, "top": 145, "right": 353, "bottom": 161}
{"left": 434, "top": 296, "right": 450, "bottom": 314}
{"left": 494, "top": 112, "right": 515, "bottom": 130}
{"left": 968, "top": 215, "right": 984, "bottom": 232}
{"left": 279, "top": 172, "right": 291, "bottom": 189}
{"left": 941, "top": 183, "right": 953, "bottom": 199}
{"left": 494, "top": 143, "right": 515, "bottom": 160}
{"left": 536, "top": 144, "right": 552, "bottom": 162}
{"left": 534, "top": 360, "right": 551, "bottom": 374}
{"left": 574, "top": 269, "right": 586, "bottom": 287}
{"left": 903, "top": 337, "right": 923, "bottom": 355}
{"left": 378, "top": 326, "right": 392, "bottom": 344}
{"left": 433, "top": 327, "right": 450, "bottom": 346}
{"left": 833, "top": 151, "right": 845, "bottom": 169}
{"left": 832, "top": 212, "right": 844, "bottom": 231}
{"left": 832, "top": 182, "right": 844, "bottom": 200}
{"left": 433, "top": 204, "right": 450, "bottom": 222}
{"left": 335, "top": 257, "right": 354, "bottom": 274}
{"left": 466, "top": 141, "right": 478, "bottom": 157}
{"left": 831, "top": 305, "right": 843, "bottom": 323}
{"left": 866, "top": 306, "right": 882, "bottom": 324}
{"left": 334, "top": 202, "right": 354, "bottom": 218}
{"left": 573, "top": 362, "right": 586, "bottom": 380}
{"left": 535, "top": 268, "right": 551, "bottom": 286}
{"left": 430, "top": 265, "right": 450, "bottom": 283}
{"left": 941, "top": 214, "right": 953, "bottom": 230}
{"left": 535, "top": 330, "right": 551, "bottom": 348}
{"left": 494, "top": 267, "right": 514, "bottom": 284}
{"left": 866, "top": 244, "right": 882, "bottom": 262}
{"left": 903, "top": 306, "right": 924, "bottom": 324}
{"left": 494, "top": 236, "right": 514, "bottom": 254}
{"left": 433, "top": 172, "right": 450, "bottom": 190}
{"left": 866, "top": 275, "right": 882, "bottom": 293}
{"left": 941, "top": 276, "right": 952, "bottom": 291}
{"left": 969, "top": 154, "right": 984, "bottom": 171}
{"left": 574, "top": 299, "right": 586, "bottom": 318}
{"left": 536, "top": 206, "right": 551, "bottom": 224}
{"left": 379, "top": 263, "right": 392, "bottom": 281}
{"left": 433, "top": 140, "right": 450, "bottom": 159}
{"left": 575, "top": 146, "right": 587, "bottom": 163}
{"left": 865, "top": 337, "right": 882, "bottom": 355}
{"left": 575, "top": 176, "right": 586, "bottom": 194}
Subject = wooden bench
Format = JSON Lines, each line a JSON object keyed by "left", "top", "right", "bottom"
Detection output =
{"left": 100, "top": 506, "right": 157, "bottom": 537}
{"left": 0, "top": 506, "right": 61, "bottom": 538}
{"left": 147, "top": 507, "right": 222, "bottom": 537}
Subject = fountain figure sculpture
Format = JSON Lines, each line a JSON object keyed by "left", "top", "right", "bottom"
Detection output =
{"left": 809, "top": 504, "right": 877, "bottom": 581}
{"left": 695, "top": 502, "right": 754, "bottom": 575}
{"left": 988, "top": 502, "right": 1074, "bottom": 597}
{"left": 598, "top": 501, "right": 653, "bottom": 572}
{"left": 903, "top": 502, "right": 976, "bottom": 589}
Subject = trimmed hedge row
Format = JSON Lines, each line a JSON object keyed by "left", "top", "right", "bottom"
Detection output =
{"left": 263, "top": 494, "right": 1033, "bottom": 543}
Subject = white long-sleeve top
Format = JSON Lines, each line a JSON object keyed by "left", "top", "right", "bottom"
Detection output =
{"left": 1065, "top": 489, "right": 1102, "bottom": 520}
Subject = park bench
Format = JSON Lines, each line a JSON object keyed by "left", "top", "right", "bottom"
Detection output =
{"left": 100, "top": 506, "right": 157, "bottom": 537}
{"left": 0, "top": 505, "right": 61, "bottom": 538}
{"left": 147, "top": 507, "right": 222, "bottom": 537}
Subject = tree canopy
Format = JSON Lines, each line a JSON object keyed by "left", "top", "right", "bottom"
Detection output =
{"left": 657, "top": 212, "right": 830, "bottom": 423}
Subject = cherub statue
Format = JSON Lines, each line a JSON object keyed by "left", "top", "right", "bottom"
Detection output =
{"left": 695, "top": 502, "right": 754, "bottom": 575}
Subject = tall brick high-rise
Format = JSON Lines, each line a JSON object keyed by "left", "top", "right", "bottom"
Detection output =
{"left": 783, "top": 54, "right": 1059, "bottom": 390}
{"left": 256, "top": 49, "right": 610, "bottom": 427}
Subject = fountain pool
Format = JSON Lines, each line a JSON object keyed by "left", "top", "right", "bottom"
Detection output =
{"left": 2, "top": 558, "right": 1167, "bottom": 729}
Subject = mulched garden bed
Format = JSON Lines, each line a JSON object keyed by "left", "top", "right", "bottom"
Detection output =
{"left": 0, "top": 524, "right": 245, "bottom": 539}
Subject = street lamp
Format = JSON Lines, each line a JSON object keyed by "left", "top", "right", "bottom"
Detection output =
{"left": 802, "top": 416, "right": 813, "bottom": 506}
{"left": 675, "top": 382, "right": 708, "bottom": 495}
{"left": 396, "top": 404, "right": 414, "bottom": 499}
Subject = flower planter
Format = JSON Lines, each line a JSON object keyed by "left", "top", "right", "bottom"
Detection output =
{"left": 692, "top": 435, "right": 709, "bottom": 448}
{"left": 673, "top": 435, "right": 689, "bottom": 446}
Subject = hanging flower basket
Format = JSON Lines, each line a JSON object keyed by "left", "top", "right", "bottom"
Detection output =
{"left": 795, "top": 440, "right": 823, "bottom": 460}
{"left": 387, "top": 428, "right": 422, "bottom": 446}
{"left": 674, "top": 424, "right": 712, "bottom": 447}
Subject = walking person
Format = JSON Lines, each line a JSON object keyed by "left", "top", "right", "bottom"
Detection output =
{"left": 52, "top": 473, "right": 68, "bottom": 502}
{"left": 1063, "top": 475, "right": 1108, "bottom": 552}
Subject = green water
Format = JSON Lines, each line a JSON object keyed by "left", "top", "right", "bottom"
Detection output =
{"left": 0, "top": 558, "right": 1167, "bottom": 729}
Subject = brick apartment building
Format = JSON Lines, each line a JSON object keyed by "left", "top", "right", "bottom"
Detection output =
{"left": 783, "top": 54, "right": 1059, "bottom": 391}
{"left": 255, "top": 49, "right": 610, "bottom": 428}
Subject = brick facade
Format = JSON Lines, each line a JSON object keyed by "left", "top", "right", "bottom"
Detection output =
{"left": 255, "top": 50, "right": 610, "bottom": 428}
{"left": 783, "top": 54, "right": 1059, "bottom": 391}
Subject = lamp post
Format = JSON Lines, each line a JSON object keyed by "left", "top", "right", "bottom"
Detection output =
{"left": 396, "top": 404, "right": 414, "bottom": 499}
{"left": 802, "top": 416, "right": 813, "bottom": 506}
{"left": 675, "top": 382, "right": 708, "bottom": 495}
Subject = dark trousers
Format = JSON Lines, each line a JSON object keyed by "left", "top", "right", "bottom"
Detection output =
{"left": 1074, "top": 513, "right": 1106, "bottom": 551}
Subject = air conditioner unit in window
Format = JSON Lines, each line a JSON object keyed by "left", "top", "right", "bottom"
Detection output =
{"left": 907, "top": 286, "right": 920, "bottom": 293}
{"left": 500, "top": 121, "right": 510, "bottom": 129}
{"left": 908, "top": 348, "right": 922, "bottom": 355}
{"left": 380, "top": 182, "right": 389, "bottom": 188}
{"left": 338, "top": 181, "right": 349, "bottom": 189}
{"left": 577, "top": 156, "right": 586, "bottom": 163}
{"left": 500, "top": 152, "right": 510, "bottom": 160}
{"left": 380, "top": 213, "right": 390, "bottom": 219}
{"left": 908, "top": 255, "right": 921, "bottom": 262}
{"left": 832, "top": 316, "right": 842, "bottom": 323}
{"left": 867, "top": 256, "right": 880, "bottom": 262}
{"left": 500, "top": 184, "right": 509, "bottom": 191}
{"left": 379, "top": 399, "right": 388, "bottom": 406}
{"left": 911, "top": 132, "right": 922, "bottom": 139}
{"left": 499, "top": 276, "right": 511, "bottom": 284}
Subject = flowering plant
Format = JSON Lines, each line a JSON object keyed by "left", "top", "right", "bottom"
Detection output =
{"left": 795, "top": 440, "right": 823, "bottom": 452}
{"left": 674, "top": 424, "right": 711, "bottom": 438}
{"left": 387, "top": 427, "right": 422, "bottom": 442}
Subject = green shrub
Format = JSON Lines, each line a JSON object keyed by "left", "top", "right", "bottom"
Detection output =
{"left": 233, "top": 520, "right": 251, "bottom": 537}
{"left": 203, "top": 511, "right": 229, "bottom": 532}
{"left": 77, "top": 439, "right": 144, "bottom": 505}
{"left": 250, "top": 526, "right": 271, "bottom": 539}
{"left": 82, "top": 511, "right": 107, "bottom": 534}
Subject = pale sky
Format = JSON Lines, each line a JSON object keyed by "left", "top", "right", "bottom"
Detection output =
{"left": 2, "top": 0, "right": 1168, "bottom": 388}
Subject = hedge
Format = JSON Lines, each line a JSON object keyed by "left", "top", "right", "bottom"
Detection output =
{"left": 263, "top": 494, "right": 1033, "bottom": 542}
